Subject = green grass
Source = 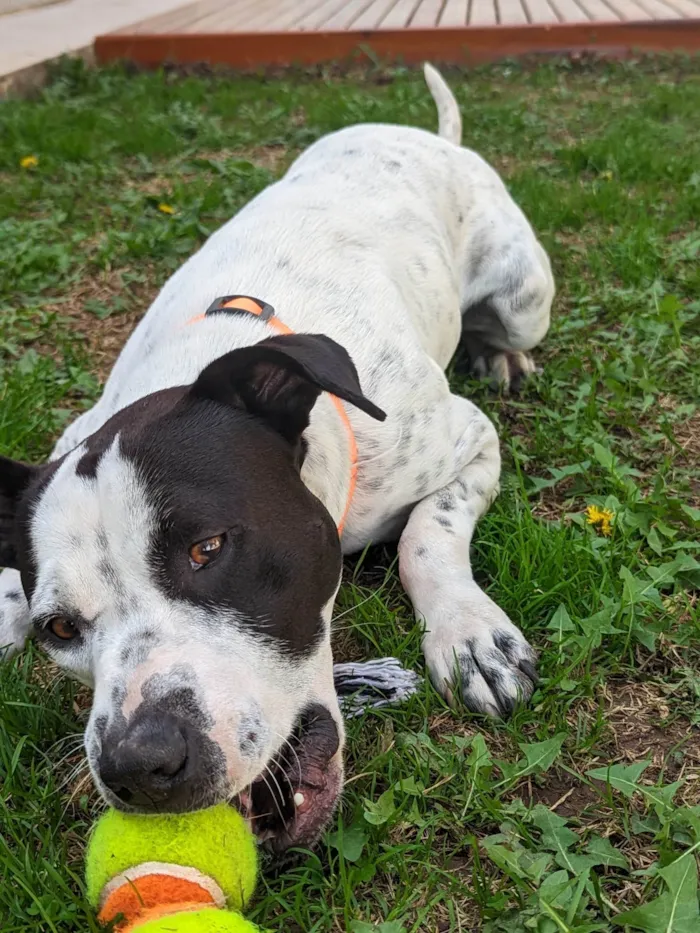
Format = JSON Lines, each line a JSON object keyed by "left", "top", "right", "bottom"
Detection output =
{"left": 2, "top": 55, "right": 700, "bottom": 933}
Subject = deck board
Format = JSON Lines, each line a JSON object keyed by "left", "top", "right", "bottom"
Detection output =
{"left": 521, "top": 0, "right": 559, "bottom": 22}
{"left": 296, "top": 0, "right": 346, "bottom": 29}
{"left": 410, "top": 0, "right": 443, "bottom": 25}
{"left": 469, "top": 0, "right": 498, "bottom": 23}
{"left": 97, "top": 0, "right": 700, "bottom": 68}
{"left": 323, "top": 0, "right": 376, "bottom": 27}
{"left": 498, "top": 0, "right": 530, "bottom": 23}
{"left": 440, "top": 0, "right": 469, "bottom": 25}
{"left": 352, "top": 0, "right": 398, "bottom": 26}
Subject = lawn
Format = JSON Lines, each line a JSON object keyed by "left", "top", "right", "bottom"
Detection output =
{"left": 1, "top": 55, "right": 700, "bottom": 933}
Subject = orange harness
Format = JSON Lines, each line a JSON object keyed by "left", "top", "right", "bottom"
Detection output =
{"left": 186, "top": 295, "right": 357, "bottom": 537}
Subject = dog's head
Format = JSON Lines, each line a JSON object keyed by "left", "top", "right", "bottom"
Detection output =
{"left": 0, "top": 334, "right": 384, "bottom": 851}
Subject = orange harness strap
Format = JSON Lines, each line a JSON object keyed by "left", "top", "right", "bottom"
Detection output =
{"left": 186, "top": 295, "right": 357, "bottom": 537}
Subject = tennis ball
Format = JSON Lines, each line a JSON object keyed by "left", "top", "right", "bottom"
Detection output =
{"left": 86, "top": 804, "right": 257, "bottom": 913}
{"left": 131, "top": 907, "right": 260, "bottom": 933}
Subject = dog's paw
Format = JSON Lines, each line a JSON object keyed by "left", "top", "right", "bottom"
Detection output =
{"left": 422, "top": 584, "right": 537, "bottom": 717}
{"left": 472, "top": 350, "right": 538, "bottom": 394}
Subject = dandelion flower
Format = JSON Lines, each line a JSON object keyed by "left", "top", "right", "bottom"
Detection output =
{"left": 20, "top": 155, "right": 38, "bottom": 169}
{"left": 586, "top": 504, "right": 614, "bottom": 537}
{"left": 158, "top": 203, "right": 175, "bottom": 215}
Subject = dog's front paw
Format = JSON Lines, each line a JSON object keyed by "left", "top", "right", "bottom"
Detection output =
{"left": 422, "top": 585, "right": 537, "bottom": 717}
{"left": 472, "top": 350, "right": 538, "bottom": 394}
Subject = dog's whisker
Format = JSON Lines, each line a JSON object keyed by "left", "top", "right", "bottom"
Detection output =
{"left": 274, "top": 731, "right": 302, "bottom": 783}
{"left": 260, "top": 767, "right": 287, "bottom": 825}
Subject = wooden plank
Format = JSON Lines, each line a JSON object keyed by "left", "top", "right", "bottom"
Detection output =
{"left": 547, "top": 0, "right": 589, "bottom": 20}
{"left": 574, "top": 0, "right": 619, "bottom": 18}
{"left": 660, "top": 0, "right": 700, "bottom": 15}
{"left": 410, "top": 0, "right": 444, "bottom": 25}
{"left": 635, "top": 0, "right": 685, "bottom": 17}
{"left": 602, "top": 0, "right": 651, "bottom": 18}
{"left": 95, "top": 22, "right": 700, "bottom": 70}
{"left": 498, "top": 0, "right": 529, "bottom": 22}
{"left": 179, "top": 0, "right": 267, "bottom": 31}
{"left": 470, "top": 0, "right": 498, "bottom": 22}
{"left": 291, "top": 0, "right": 346, "bottom": 28}
{"left": 295, "top": 0, "right": 348, "bottom": 28}
{"left": 522, "top": 0, "right": 559, "bottom": 22}
{"left": 111, "top": 0, "right": 235, "bottom": 35}
{"left": 323, "top": 0, "right": 376, "bottom": 26}
{"left": 439, "top": 0, "right": 468, "bottom": 24}
{"left": 382, "top": 0, "right": 422, "bottom": 26}
{"left": 353, "top": 0, "right": 400, "bottom": 27}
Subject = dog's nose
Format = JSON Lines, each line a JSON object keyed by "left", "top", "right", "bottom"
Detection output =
{"left": 98, "top": 711, "right": 195, "bottom": 809}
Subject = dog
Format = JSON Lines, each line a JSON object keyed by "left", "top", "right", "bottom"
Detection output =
{"left": 0, "top": 66, "right": 554, "bottom": 851}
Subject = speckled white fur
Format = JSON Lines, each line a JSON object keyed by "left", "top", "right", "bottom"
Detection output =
{"left": 0, "top": 66, "right": 553, "bottom": 764}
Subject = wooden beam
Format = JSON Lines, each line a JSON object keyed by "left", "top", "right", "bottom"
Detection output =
{"left": 95, "top": 21, "right": 700, "bottom": 69}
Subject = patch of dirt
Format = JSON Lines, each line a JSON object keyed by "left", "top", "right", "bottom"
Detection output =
{"left": 671, "top": 409, "right": 700, "bottom": 472}
{"left": 527, "top": 773, "right": 599, "bottom": 817}
{"left": 603, "top": 681, "right": 699, "bottom": 776}
{"left": 124, "top": 146, "right": 292, "bottom": 199}
{"left": 44, "top": 268, "right": 159, "bottom": 382}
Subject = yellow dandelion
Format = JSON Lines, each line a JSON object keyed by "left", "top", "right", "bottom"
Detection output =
{"left": 20, "top": 155, "right": 38, "bottom": 169}
{"left": 600, "top": 170, "right": 613, "bottom": 181}
{"left": 158, "top": 202, "right": 175, "bottom": 215}
{"left": 586, "top": 504, "right": 614, "bottom": 537}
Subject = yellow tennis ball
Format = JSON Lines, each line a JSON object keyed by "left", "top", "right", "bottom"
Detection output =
{"left": 135, "top": 908, "right": 260, "bottom": 933}
{"left": 86, "top": 804, "right": 257, "bottom": 913}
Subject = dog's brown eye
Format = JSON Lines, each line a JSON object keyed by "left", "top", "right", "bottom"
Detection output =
{"left": 48, "top": 616, "right": 78, "bottom": 641}
{"left": 189, "top": 535, "right": 224, "bottom": 569}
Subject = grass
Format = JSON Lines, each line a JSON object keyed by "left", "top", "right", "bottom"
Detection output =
{"left": 1, "top": 54, "right": 700, "bottom": 932}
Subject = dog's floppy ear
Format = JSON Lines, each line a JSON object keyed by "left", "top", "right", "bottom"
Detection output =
{"left": 0, "top": 456, "right": 38, "bottom": 570}
{"left": 191, "top": 334, "right": 386, "bottom": 445}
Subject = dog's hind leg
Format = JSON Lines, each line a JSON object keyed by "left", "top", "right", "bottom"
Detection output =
{"left": 0, "top": 568, "right": 31, "bottom": 657}
{"left": 461, "top": 219, "right": 555, "bottom": 392}
{"left": 397, "top": 395, "right": 536, "bottom": 716}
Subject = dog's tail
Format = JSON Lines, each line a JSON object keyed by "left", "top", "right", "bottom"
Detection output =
{"left": 423, "top": 63, "right": 462, "bottom": 146}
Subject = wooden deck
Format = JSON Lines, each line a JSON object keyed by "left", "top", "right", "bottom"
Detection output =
{"left": 95, "top": 0, "right": 700, "bottom": 68}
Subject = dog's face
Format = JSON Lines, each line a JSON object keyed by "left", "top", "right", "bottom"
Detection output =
{"left": 0, "top": 334, "right": 384, "bottom": 851}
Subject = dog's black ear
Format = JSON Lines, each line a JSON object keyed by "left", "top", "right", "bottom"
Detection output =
{"left": 0, "top": 456, "right": 38, "bottom": 570}
{"left": 191, "top": 334, "right": 386, "bottom": 445}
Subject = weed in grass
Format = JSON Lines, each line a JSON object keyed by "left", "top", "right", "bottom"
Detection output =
{"left": 1, "top": 55, "right": 700, "bottom": 932}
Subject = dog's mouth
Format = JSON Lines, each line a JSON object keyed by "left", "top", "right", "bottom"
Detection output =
{"left": 233, "top": 703, "right": 343, "bottom": 853}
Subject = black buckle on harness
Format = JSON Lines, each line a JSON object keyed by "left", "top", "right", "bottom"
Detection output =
{"left": 204, "top": 294, "right": 276, "bottom": 321}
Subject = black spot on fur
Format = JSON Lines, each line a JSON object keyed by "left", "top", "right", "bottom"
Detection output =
{"left": 455, "top": 479, "right": 469, "bottom": 500}
{"left": 436, "top": 491, "right": 455, "bottom": 512}
{"left": 414, "top": 546, "right": 427, "bottom": 558}
{"left": 238, "top": 713, "right": 264, "bottom": 757}
{"left": 97, "top": 559, "right": 126, "bottom": 598}
{"left": 435, "top": 515, "right": 452, "bottom": 529}
{"left": 4, "top": 590, "right": 21, "bottom": 602}
{"left": 414, "top": 472, "right": 430, "bottom": 497}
